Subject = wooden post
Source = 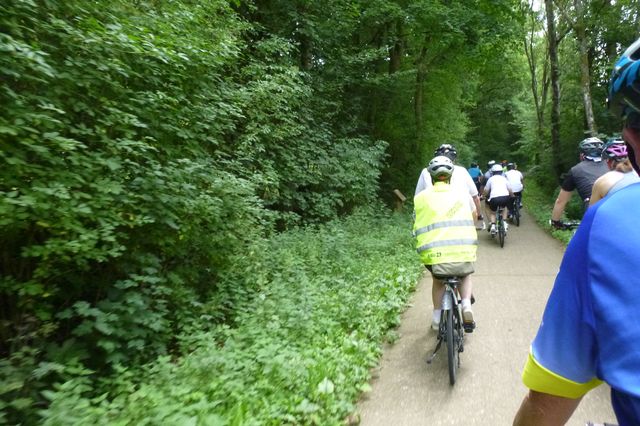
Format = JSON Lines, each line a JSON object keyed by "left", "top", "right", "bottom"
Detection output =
{"left": 393, "top": 189, "right": 407, "bottom": 212}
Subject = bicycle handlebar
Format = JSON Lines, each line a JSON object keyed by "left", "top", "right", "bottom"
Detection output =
{"left": 550, "top": 219, "right": 581, "bottom": 230}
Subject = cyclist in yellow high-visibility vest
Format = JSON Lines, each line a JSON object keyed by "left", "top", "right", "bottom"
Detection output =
{"left": 414, "top": 156, "right": 478, "bottom": 332}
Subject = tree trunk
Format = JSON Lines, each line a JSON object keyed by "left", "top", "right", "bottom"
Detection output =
{"left": 574, "top": 0, "right": 596, "bottom": 136}
{"left": 524, "top": 4, "right": 545, "bottom": 135}
{"left": 414, "top": 44, "right": 427, "bottom": 140}
{"left": 299, "top": 33, "right": 312, "bottom": 71}
{"left": 389, "top": 19, "right": 405, "bottom": 74}
{"left": 545, "top": 0, "right": 563, "bottom": 178}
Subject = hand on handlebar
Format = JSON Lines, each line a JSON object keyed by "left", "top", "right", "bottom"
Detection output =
{"left": 550, "top": 219, "right": 565, "bottom": 230}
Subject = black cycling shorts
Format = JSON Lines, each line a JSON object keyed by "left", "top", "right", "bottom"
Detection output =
{"left": 488, "top": 196, "right": 511, "bottom": 212}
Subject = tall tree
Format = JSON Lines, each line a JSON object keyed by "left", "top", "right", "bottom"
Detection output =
{"left": 524, "top": 1, "right": 549, "bottom": 137}
{"left": 554, "top": 0, "right": 597, "bottom": 135}
{"left": 546, "top": 0, "right": 563, "bottom": 177}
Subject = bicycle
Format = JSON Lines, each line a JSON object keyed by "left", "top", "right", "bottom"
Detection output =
{"left": 510, "top": 194, "right": 521, "bottom": 227}
{"left": 491, "top": 205, "right": 507, "bottom": 248}
{"left": 427, "top": 276, "right": 469, "bottom": 385}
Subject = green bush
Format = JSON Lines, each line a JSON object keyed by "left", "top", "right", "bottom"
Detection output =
{"left": 522, "top": 180, "right": 578, "bottom": 246}
{"left": 1, "top": 1, "right": 388, "bottom": 422}
{"left": 38, "top": 208, "right": 423, "bottom": 425}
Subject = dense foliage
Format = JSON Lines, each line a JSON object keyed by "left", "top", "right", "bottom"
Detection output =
{"left": 4, "top": 0, "right": 636, "bottom": 423}
{"left": 20, "top": 209, "right": 422, "bottom": 424}
{"left": 1, "top": 0, "right": 388, "bottom": 422}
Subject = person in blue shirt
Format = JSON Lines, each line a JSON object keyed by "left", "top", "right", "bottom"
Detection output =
{"left": 467, "top": 162, "right": 483, "bottom": 193}
{"left": 513, "top": 37, "right": 640, "bottom": 426}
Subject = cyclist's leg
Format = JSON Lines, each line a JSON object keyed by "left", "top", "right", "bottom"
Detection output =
{"left": 487, "top": 199, "right": 498, "bottom": 231}
{"left": 431, "top": 275, "right": 445, "bottom": 328}
{"left": 458, "top": 274, "right": 472, "bottom": 300}
{"left": 459, "top": 274, "right": 475, "bottom": 329}
{"left": 500, "top": 199, "right": 509, "bottom": 222}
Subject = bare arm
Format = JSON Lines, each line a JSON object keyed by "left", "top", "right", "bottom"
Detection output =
{"left": 589, "top": 178, "right": 606, "bottom": 206}
{"left": 589, "top": 172, "right": 622, "bottom": 206}
{"left": 513, "top": 390, "right": 581, "bottom": 426}
{"left": 483, "top": 179, "right": 491, "bottom": 199}
{"left": 551, "top": 189, "right": 572, "bottom": 221}
{"left": 472, "top": 195, "right": 481, "bottom": 219}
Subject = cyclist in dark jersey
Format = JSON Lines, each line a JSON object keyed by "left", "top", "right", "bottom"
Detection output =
{"left": 550, "top": 137, "right": 608, "bottom": 228}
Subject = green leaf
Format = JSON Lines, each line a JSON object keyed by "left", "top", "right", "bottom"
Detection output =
{"left": 317, "top": 377, "right": 334, "bottom": 395}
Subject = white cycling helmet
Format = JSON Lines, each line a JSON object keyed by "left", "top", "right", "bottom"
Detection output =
{"left": 427, "top": 155, "right": 454, "bottom": 180}
{"left": 491, "top": 164, "right": 503, "bottom": 174}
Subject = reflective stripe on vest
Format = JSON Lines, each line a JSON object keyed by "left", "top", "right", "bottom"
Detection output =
{"left": 417, "top": 238, "right": 478, "bottom": 253}
{"left": 413, "top": 220, "right": 475, "bottom": 237}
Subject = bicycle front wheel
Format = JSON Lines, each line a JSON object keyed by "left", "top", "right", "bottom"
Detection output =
{"left": 445, "top": 303, "right": 457, "bottom": 385}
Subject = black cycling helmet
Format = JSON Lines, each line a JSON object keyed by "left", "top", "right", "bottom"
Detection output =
{"left": 427, "top": 155, "right": 454, "bottom": 181}
{"left": 470, "top": 162, "right": 478, "bottom": 168}
{"left": 608, "top": 37, "right": 640, "bottom": 119}
{"left": 579, "top": 137, "right": 604, "bottom": 159}
{"left": 507, "top": 162, "right": 515, "bottom": 170}
{"left": 434, "top": 144, "right": 457, "bottom": 161}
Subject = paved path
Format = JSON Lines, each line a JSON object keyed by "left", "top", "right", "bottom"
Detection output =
{"left": 358, "top": 210, "right": 615, "bottom": 425}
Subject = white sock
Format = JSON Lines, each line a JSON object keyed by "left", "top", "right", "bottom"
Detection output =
{"left": 461, "top": 299, "right": 472, "bottom": 310}
{"left": 432, "top": 309, "right": 441, "bottom": 323}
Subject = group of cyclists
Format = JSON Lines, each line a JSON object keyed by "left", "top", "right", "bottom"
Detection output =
{"left": 412, "top": 143, "right": 526, "bottom": 335}
{"left": 413, "top": 37, "right": 640, "bottom": 425}
{"left": 470, "top": 159, "right": 524, "bottom": 235}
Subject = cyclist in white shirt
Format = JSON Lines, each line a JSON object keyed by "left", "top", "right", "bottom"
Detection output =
{"left": 505, "top": 162, "right": 524, "bottom": 210}
{"left": 483, "top": 160, "right": 496, "bottom": 184}
{"left": 414, "top": 144, "right": 483, "bottom": 223}
{"left": 483, "top": 164, "right": 514, "bottom": 235}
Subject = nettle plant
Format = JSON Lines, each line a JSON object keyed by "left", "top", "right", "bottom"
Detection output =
{"left": 39, "top": 208, "right": 423, "bottom": 425}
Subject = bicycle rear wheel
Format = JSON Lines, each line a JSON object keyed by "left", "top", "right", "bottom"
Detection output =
{"left": 513, "top": 202, "right": 520, "bottom": 227}
{"left": 498, "top": 218, "right": 505, "bottom": 248}
{"left": 445, "top": 300, "right": 458, "bottom": 385}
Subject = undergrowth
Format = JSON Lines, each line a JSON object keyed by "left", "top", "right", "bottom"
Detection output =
{"left": 38, "top": 207, "right": 423, "bottom": 425}
{"left": 522, "top": 180, "right": 580, "bottom": 246}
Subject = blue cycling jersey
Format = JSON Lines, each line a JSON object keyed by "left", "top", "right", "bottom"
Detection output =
{"left": 467, "top": 167, "right": 482, "bottom": 181}
{"left": 523, "top": 182, "right": 640, "bottom": 426}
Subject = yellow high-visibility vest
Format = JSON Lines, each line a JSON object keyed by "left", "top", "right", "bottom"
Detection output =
{"left": 413, "top": 182, "right": 477, "bottom": 265}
